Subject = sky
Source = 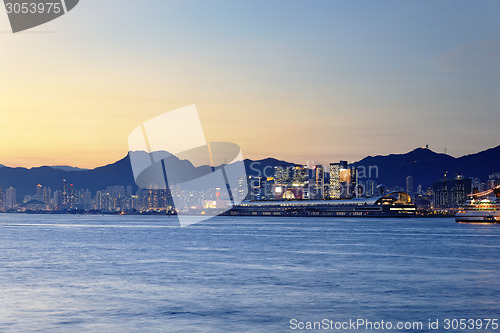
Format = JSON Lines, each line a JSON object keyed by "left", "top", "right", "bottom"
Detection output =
{"left": 1, "top": 0, "right": 500, "bottom": 168}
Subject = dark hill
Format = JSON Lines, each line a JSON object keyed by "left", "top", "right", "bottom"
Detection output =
{"left": 0, "top": 154, "right": 297, "bottom": 201}
{"left": 0, "top": 156, "right": 136, "bottom": 201}
{"left": 353, "top": 145, "right": 500, "bottom": 189}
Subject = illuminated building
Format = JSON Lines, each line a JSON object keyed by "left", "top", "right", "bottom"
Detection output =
{"left": 282, "top": 188, "right": 303, "bottom": 200}
{"left": 291, "top": 166, "right": 308, "bottom": 186}
{"left": 489, "top": 173, "right": 500, "bottom": 189}
{"left": 274, "top": 166, "right": 291, "bottom": 185}
{"left": 406, "top": 176, "right": 414, "bottom": 201}
{"left": 231, "top": 191, "right": 416, "bottom": 217}
{"left": 290, "top": 166, "right": 309, "bottom": 199}
{"left": 329, "top": 163, "right": 340, "bottom": 199}
{"left": 43, "top": 187, "right": 52, "bottom": 209}
{"left": 36, "top": 184, "right": 43, "bottom": 201}
{"left": 314, "top": 165, "right": 324, "bottom": 199}
{"left": 273, "top": 166, "right": 291, "bottom": 199}
{"left": 237, "top": 177, "right": 248, "bottom": 200}
{"left": 330, "top": 161, "right": 358, "bottom": 199}
{"left": 248, "top": 176, "right": 262, "bottom": 201}
{"left": 61, "top": 179, "right": 69, "bottom": 205}
{"left": 365, "top": 179, "right": 376, "bottom": 197}
{"left": 433, "top": 177, "right": 472, "bottom": 208}
{"left": 68, "top": 184, "right": 75, "bottom": 209}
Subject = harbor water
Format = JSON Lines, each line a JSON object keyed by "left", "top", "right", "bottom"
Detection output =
{"left": 0, "top": 214, "right": 498, "bottom": 332}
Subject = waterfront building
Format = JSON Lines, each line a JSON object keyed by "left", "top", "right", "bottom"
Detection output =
{"left": 365, "top": 179, "right": 376, "bottom": 197}
{"left": 247, "top": 176, "right": 262, "bottom": 201}
{"left": 0, "top": 187, "right": 4, "bottom": 210}
{"left": 314, "top": 165, "right": 324, "bottom": 199}
{"left": 43, "top": 186, "right": 52, "bottom": 209}
{"left": 340, "top": 165, "right": 357, "bottom": 198}
{"left": 20, "top": 199, "right": 47, "bottom": 212}
{"left": 68, "top": 183, "right": 75, "bottom": 209}
{"left": 329, "top": 163, "right": 341, "bottom": 199}
{"left": 433, "top": 177, "right": 472, "bottom": 208}
{"left": 330, "top": 161, "right": 357, "bottom": 199}
{"left": 488, "top": 173, "right": 500, "bottom": 189}
{"left": 230, "top": 191, "right": 416, "bottom": 217}
{"left": 406, "top": 176, "right": 414, "bottom": 201}
{"left": 62, "top": 179, "right": 69, "bottom": 206}
{"left": 36, "top": 184, "right": 43, "bottom": 201}
{"left": 53, "top": 190, "right": 61, "bottom": 209}
{"left": 416, "top": 184, "right": 423, "bottom": 195}
{"left": 415, "top": 194, "right": 432, "bottom": 210}
{"left": 290, "top": 166, "right": 309, "bottom": 199}
{"left": 274, "top": 166, "right": 291, "bottom": 186}
{"left": 291, "top": 166, "right": 308, "bottom": 186}
{"left": 5, "top": 187, "right": 16, "bottom": 210}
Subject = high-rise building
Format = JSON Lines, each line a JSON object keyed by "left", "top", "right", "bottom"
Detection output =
{"left": 337, "top": 161, "right": 357, "bottom": 198}
{"left": 62, "top": 179, "right": 69, "bottom": 205}
{"left": 68, "top": 184, "right": 75, "bottom": 209}
{"left": 416, "top": 184, "right": 423, "bottom": 195}
{"left": 314, "top": 165, "right": 324, "bottom": 199}
{"left": 126, "top": 185, "right": 133, "bottom": 197}
{"left": 347, "top": 166, "right": 357, "bottom": 198}
{"left": 365, "top": 179, "right": 376, "bottom": 197}
{"left": 5, "top": 187, "right": 16, "bottom": 210}
{"left": 329, "top": 163, "right": 341, "bottom": 199}
{"left": 291, "top": 166, "right": 308, "bottom": 186}
{"left": 273, "top": 166, "right": 291, "bottom": 199}
{"left": 53, "top": 190, "right": 61, "bottom": 209}
{"left": 433, "top": 177, "right": 472, "bottom": 208}
{"left": 0, "top": 187, "right": 4, "bottom": 210}
{"left": 488, "top": 173, "right": 500, "bottom": 189}
{"left": 36, "top": 184, "right": 43, "bottom": 202}
{"left": 247, "top": 176, "right": 262, "bottom": 201}
{"left": 406, "top": 176, "right": 414, "bottom": 201}
{"left": 81, "top": 189, "right": 92, "bottom": 210}
{"left": 290, "top": 166, "right": 309, "bottom": 199}
{"left": 43, "top": 186, "right": 52, "bottom": 209}
{"left": 274, "top": 166, "right": 291, "bottom": 185}
{"left": 145, "top": 189, "right": 171, "bottom": 209}
{"left": 262, "top": 178, "right": 274, "bottom": 200}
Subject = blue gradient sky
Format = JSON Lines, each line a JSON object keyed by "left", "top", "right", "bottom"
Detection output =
{"left": 1, "top": 0, "right": 499, "bottom": 167}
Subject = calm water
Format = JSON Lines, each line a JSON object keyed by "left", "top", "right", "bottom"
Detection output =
{"left": 0, "top": 214, "right": 498, "bottom": 332}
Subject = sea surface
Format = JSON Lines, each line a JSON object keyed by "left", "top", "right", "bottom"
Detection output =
{"left": 0, "top": 214, "right": 498, "bottom": 332}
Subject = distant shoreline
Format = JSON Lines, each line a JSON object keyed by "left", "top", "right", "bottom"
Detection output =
{"left": 0, "top": 210, "right": 456, "bottom": 218}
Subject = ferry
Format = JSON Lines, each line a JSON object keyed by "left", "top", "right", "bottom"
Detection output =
{"left": 455, "top": 186, "right": 500, "bottom": 223}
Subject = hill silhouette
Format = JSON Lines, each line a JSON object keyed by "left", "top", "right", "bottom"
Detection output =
{"left": 0, "top": 146, "right": 498, "bottom": 200}
{"left": 353, "top": 145, "right": 500, "bottom": 189}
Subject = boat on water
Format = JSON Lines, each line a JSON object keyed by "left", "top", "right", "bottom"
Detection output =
{"left": 455, "top": 186, "right": 500, "bottom": 223}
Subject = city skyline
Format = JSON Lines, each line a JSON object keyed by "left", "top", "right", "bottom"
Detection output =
{"left": 2, "top": 157, "right": 499, "bottom": 213}
{"left": 1, "top": 144, "right": 499, "bottom": 201}
{"left": 1, "top": 1, "right": 500, "bottom": 168}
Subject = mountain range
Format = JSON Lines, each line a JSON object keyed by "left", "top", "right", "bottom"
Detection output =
{"left": 0, "top": 145, "right": 498, "bottom": 200}
{"left": 353, "top": 145, "right": 500, "bottom": 189}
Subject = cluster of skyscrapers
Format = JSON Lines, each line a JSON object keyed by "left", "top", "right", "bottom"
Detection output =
{"left": 431, "top": 172, "right": 500, "bottom": 208}
{"left": 0, "top": 180, "right": 173, "bottom": 213}
{"left": 247, "top": 161, "right": 380, "bottom": 202}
